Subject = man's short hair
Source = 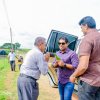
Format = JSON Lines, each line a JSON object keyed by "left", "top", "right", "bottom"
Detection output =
{"left": 79, "top": 16, "right": 96, "bottom": 28}
{"left": 34, "top": 37, "right": 46, "bottom": 46}
{"left": 59, "top": 36, "right": 69, "bottom": 43}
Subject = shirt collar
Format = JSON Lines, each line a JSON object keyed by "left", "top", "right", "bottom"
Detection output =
{"left": 59, "top": 48, "right": 70, "bottom": 54}
{"left": 86, "top": 29, "right": 97, "bottom": 35}
{"left": 33, "top": 46, "right": 41, "bottom": 52}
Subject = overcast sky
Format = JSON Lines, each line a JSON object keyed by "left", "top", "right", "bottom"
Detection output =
{"left": 0, "top": 0, "right": 100, "bottom": 48}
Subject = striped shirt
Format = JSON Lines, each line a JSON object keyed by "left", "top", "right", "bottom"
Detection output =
{"left": 55, "top": 48, "right": 79, "bottom": 84}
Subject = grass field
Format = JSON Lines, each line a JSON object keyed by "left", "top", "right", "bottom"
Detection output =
{"left": 0, "top": 56, "right": 9, "bottom": 100}
{"left": 0, "top": 53, "right": 78, "bottom": 100}
{"left": 0, "top": 56, "right": 59, "bottom": 100}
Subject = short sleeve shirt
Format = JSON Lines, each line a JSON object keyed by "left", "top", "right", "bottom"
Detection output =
{"left": 8, "top": 52, "right": 16, "bottom": 61}
{"left": 79, "top": 30, "right": 100, "bottom": 86}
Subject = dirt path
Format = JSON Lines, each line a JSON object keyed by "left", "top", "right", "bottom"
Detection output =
{"left": 4, "top": 70, "right": 78, "bottom": 100}
{"left": 38, "top": 75, "right": 59, "bottom": 100}
{"left": 4, "top": 67, "right": 19, "bottom": 100}
{"left": 38, "top": 75, "right": 78, "bottom": 100}
{"left": 4, "top": 63, "right": 78, "bottom": 100}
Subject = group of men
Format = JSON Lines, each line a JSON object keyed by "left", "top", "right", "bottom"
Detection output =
{"left": 8, "top": 16, "right": 100, "bottom": 100}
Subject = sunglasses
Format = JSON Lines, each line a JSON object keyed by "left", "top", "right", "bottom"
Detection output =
{"left": 58, "top": 42, "right": 66, "bottom": 45}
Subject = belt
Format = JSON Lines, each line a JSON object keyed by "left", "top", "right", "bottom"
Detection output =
{"left": 20, "top": 73, "right": 37, "bottom": 81}
{"left": 79, "top": 80, "right": 84, "bottom": 85}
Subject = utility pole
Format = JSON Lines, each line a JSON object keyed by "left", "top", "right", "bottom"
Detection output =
{"left": 2, "top": 0, "right": 13, "bottom": 49}
{"left": 10, "top": 27, "right": 13, "bottom": 49}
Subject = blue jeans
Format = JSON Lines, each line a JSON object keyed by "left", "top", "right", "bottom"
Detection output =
{"left": 10, "top": 61, "right": 15, "bottom": 71}
{"left": 78, "top": 80, "right": 100, "bottom": 100}
{"left": 58, "top": 81, "right": 74, "bottom": 100}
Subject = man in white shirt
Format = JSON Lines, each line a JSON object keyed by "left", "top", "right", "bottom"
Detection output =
{"left": 8, "top": 49, "right": 16, "bottom": 71}
{"left": 17, "top": 37, "right": 50, "bottom": 100}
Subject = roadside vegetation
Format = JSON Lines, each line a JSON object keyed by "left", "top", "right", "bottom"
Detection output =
{"left": 0, "top": 49, "right": 77, "bottom": 100}
{"left": 0, "top": 49, "right": 29, "bottom": 100}
{"left": 0, "top": 49, "right": 60, "bottom": 100}
{"left": 0, "top": 56, "right": 9, "bottom": 100}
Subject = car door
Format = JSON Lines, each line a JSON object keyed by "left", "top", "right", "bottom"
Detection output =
{"left": 46, "top": 30, "right": 78, "bottom": 53}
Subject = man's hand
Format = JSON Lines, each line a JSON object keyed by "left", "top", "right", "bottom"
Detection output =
{"left": 44, "top": 52, "right": 50, "bottom": 62}
{"left": 57, "top": 60, "right": 65, "bottom": 67}
{"left": 69, "top": 75, "right": 76, "bottom": 83}
{"left": 52, "top": 61, "right": 59, "bottom": 68}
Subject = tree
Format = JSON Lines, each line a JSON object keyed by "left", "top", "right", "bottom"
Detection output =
{"left": 0, "top": 43, "right": 12, "bottom": 49}
{"left": 0, "top": 42, "right": 21, "bottom": 49}
{"left": 15, "top": 42, "right": 21, "bottom": 49}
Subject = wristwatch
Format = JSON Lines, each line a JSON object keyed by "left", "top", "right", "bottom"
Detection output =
{"left": 63, "top": 63, "right": 66, "bottom": 67}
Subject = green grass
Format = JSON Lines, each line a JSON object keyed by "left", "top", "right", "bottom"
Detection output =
{"left": 0, "top": 49, "right": 28, "bottom": 100}
{"left": 0, "top": 56, "right": 9, "bottom": 100}
{"left": 0, "top": 56, "right": 20, "bottom": 100}
{"left": 0, "top": 49, "right": 60, "bottom": 100}
{"left": 15, "top": 49, "right": 30, "bottom": 55}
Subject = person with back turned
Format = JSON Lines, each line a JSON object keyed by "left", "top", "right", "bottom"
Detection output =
{"left": 70, "top": 16, "right": 100, "bottom": 100}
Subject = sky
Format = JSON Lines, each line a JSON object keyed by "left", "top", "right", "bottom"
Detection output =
{"left": 0, "top": 0, "right": 100, "bottom": 48}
